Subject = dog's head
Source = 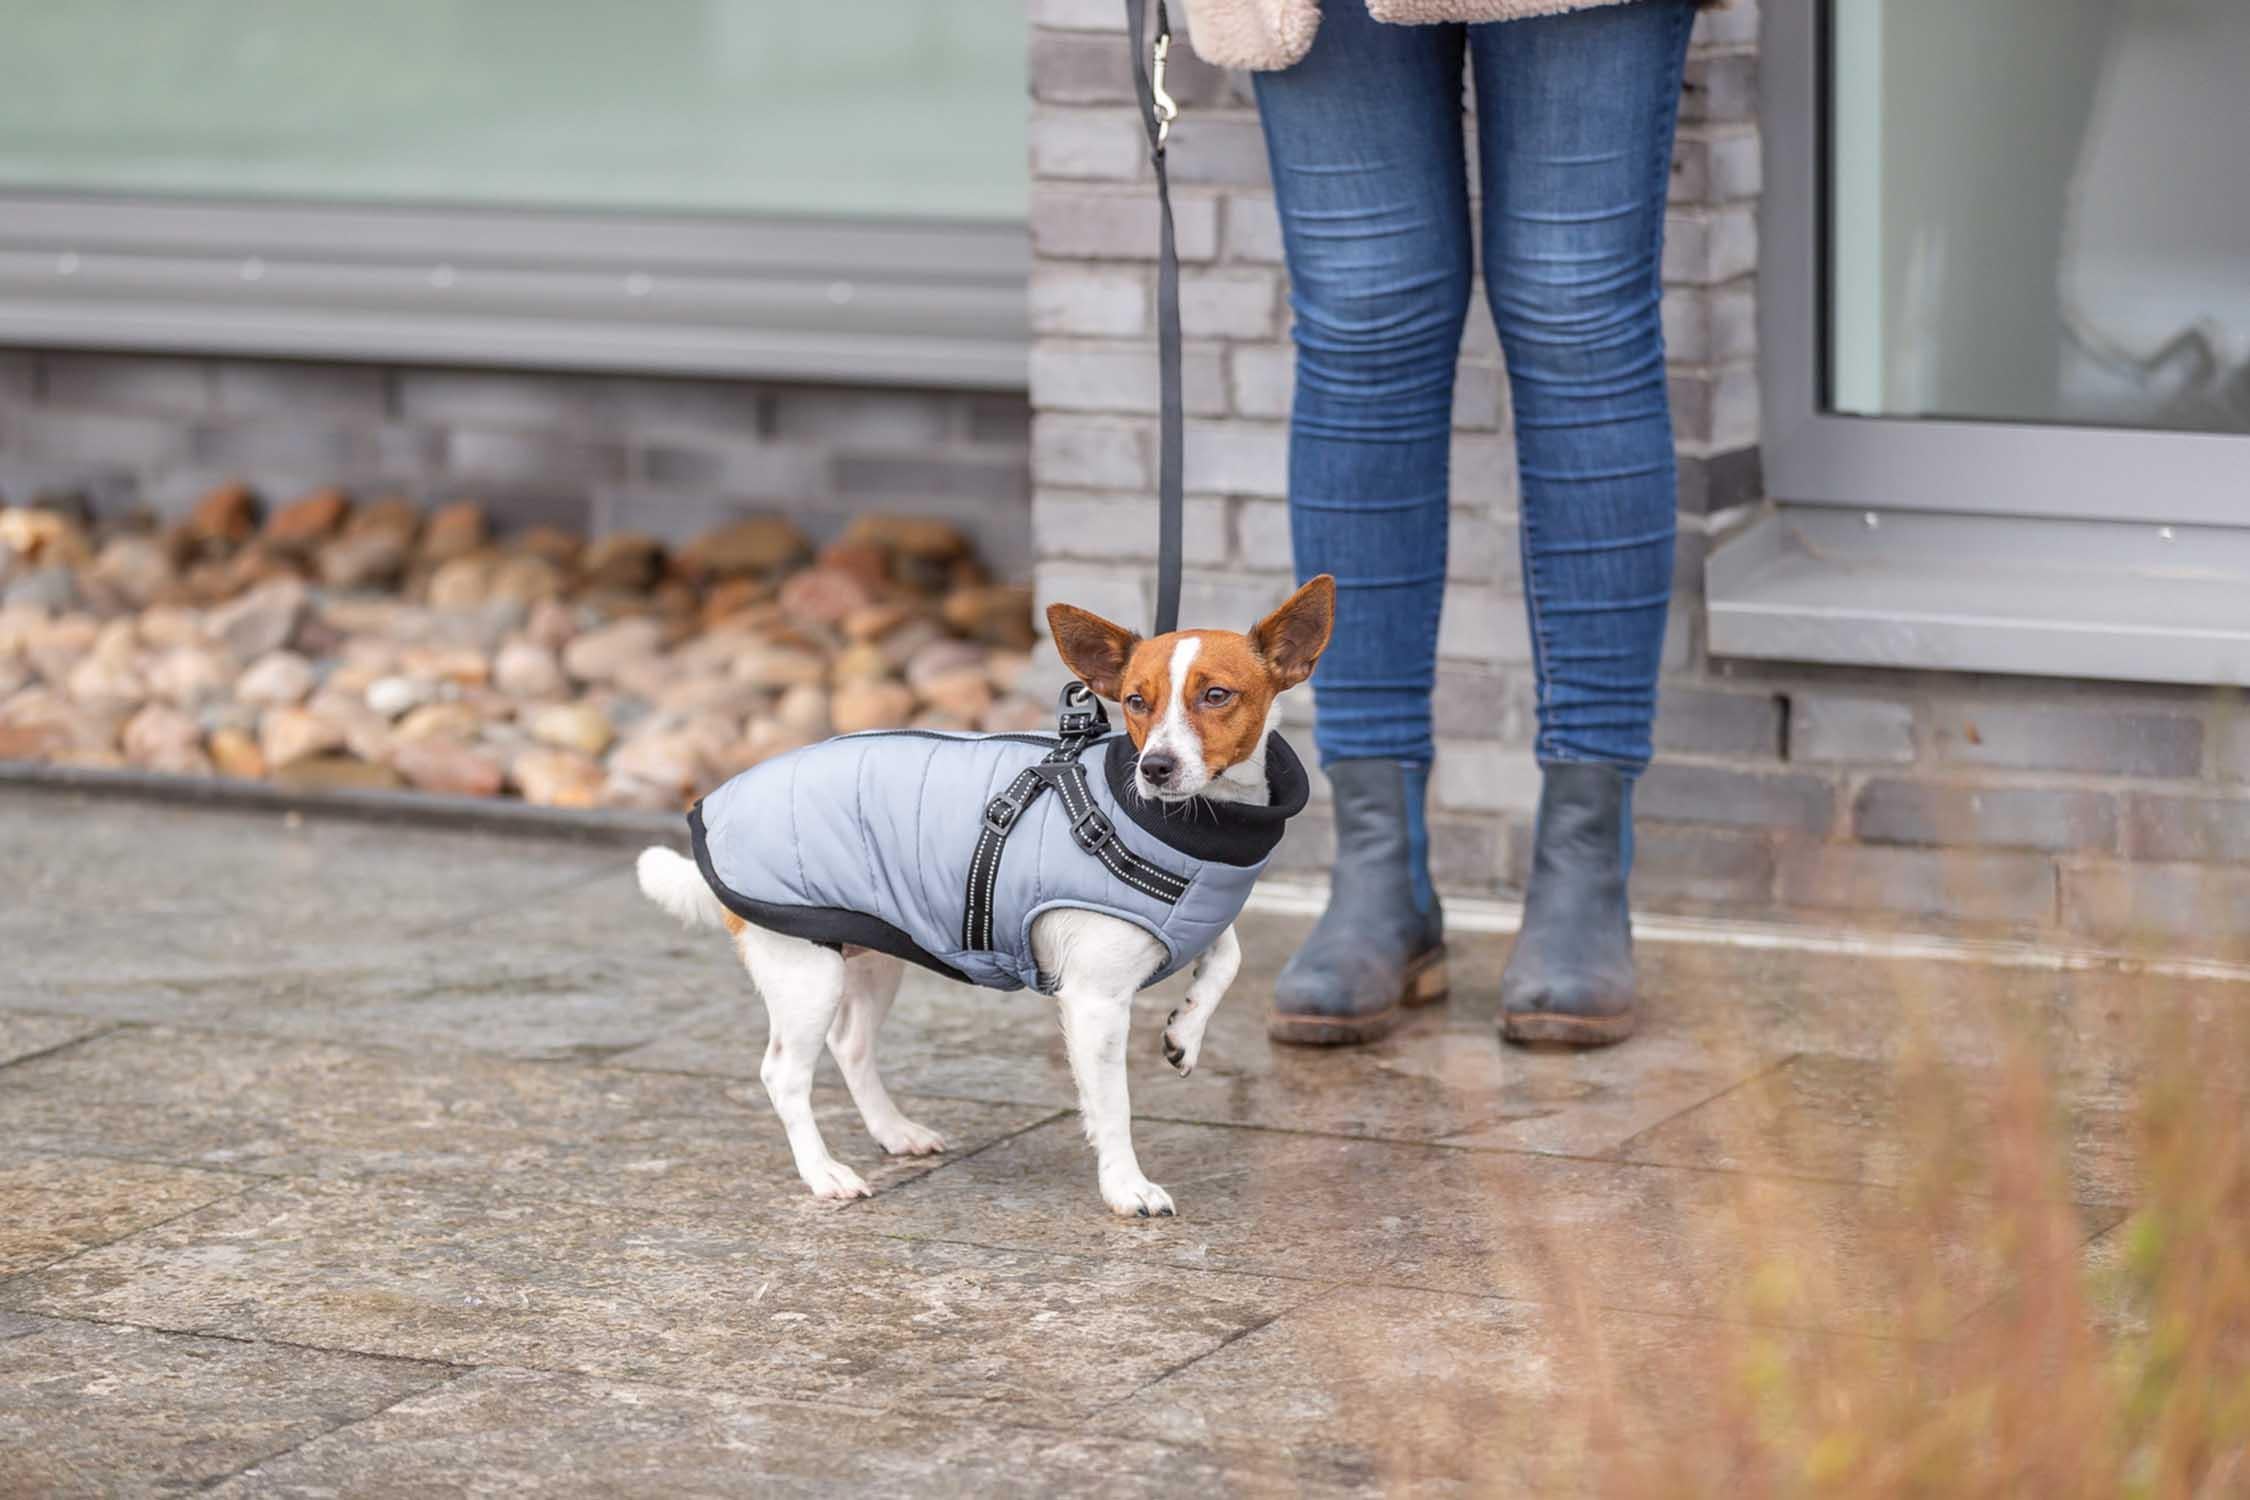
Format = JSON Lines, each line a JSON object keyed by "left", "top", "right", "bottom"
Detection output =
{"left": 1045, "top": 575, "right": 1334, "bottom": 802}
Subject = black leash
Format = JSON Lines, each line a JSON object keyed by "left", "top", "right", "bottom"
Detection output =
{"left": 1125, "top": 0, "right": 1184, "bottom": 638}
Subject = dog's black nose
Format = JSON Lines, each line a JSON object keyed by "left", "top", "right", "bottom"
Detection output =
{"left": 1139, "top": 751, "right": 1178, "bottom": 786}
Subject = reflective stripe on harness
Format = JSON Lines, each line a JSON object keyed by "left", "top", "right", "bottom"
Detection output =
{"left": 961, "top": 685, "right": 1189, "bottom": 953}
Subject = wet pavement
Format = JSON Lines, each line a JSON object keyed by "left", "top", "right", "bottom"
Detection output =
{"left": 0, "top": 788, "right": 2230, "bottom": 1494}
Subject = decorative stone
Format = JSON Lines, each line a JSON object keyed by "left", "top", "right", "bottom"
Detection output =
{"left": 829, "top": 643, "right": 891, "bottom": 684}
{"left": 986, "top": 650, "right": 1035, "bottom": 695}
{"left": 235, "top": 650, "right": 317, "bottom": 707}
{"left": 364, "top": 675, "right": 440, "bottom": 720}
{"left": 344, "top": 495, "right": 422, "bottom": 549}
{"left": 264, "top": 488, "right": 351, "bottom": 550}
{"left": 733, "top": 643, "right": 827, "bottom": 690}
{"left": 652, "top": 674, "right": 761, "bottom": 721}
{"left": 675, "top": 517, "right": 809, "bottom": 580}
{"left": 3, "top": 566, "right": 80, "bottom": 613}
{"left": 120, "top": 703, "right": 201, "bottom": 767}
{"left": 418, "top": 500, "right": 486, "bottom": 564}
{"left": 830, "top": 679, "right": 916, "bottom": 736}
{"left": 511, "top": 747, "right": 605, "bottom": 807}
{"left": 394, "top": 701, "right": 485, "bottom": 744}
{"left": 580, "top": 533, "right": 664, "bottom": 593}
{"left": 606, "top": 730, "right": 705, "bottom": 802}
{"left": 815, "top": 539, "right": 893, "bottom": 595}
{"left": 208, "top": 578, "right": 309, "bottom": 661}
{"left": 424, "top": 555, "right": 495, "bottom": 612}
{"left": 90, "top": 536, "right": 177, "bottom": 607}
{"left": 144, "top": 646, "right": 230, "bottom": 711}
{"left": 908, "top": 708, "right": 975, "bottom": 732}
{"left": 492, "top": 640, "right": 566, "bottom": 700}
{"left": 185, "top": 481, "right": 260, "bottom": 546}
{"left": 561, "top": 617, "right": 665, "bottom": 684}
{"left": 942, "top": 584, "right": 1037, "bottom": 648}
{"left": 137, "top": 607, "right": 206, "bottom": 651}
{"left": 517, "top": 525, "right": 582, "bottom": 569}
{"left": 526, "top": 701, "right": 614, "bottom": 757}
{"left": 271, "top": 754, "right": 403, "bottom": 792}
{"left": 980, "top": 695, "right": 1050, "bottom": 733}
{"left": 306, "top": 690, "right": 395, "bottom": 763}
{"left": 317, "top": 532, "right": 410, "bottom": 591}
{"left": 0, "top": 508, "right": 94, "bottom": 570}
{"left": 777, "top": 566, "right": 873, "bottom": 627}
{"left": 391, "top": 736, "right": 504, "bottom": 797}
{"left": 735, "top": 718, "right": 815, "bottom": 769}
{"left": 489, "top": 555, "right": 562, "bottom": 606}
{"left": 843, "top": 513, "right": 969, "bottom": 561}
{"left": 841, "top": 602, "right": 915, "bottom": 643}
{"left": 911, "top": 668, "right": 993, "bottom": 719}
{"left": 699, "top": 577, "right": 768, "bottom": 629}
{"left": 258, "top": 704, "right": 346, "bottom": 770}
{"left": 396, "top": 644, "right": 489, "bottom": 687}
{"left": 64, "top": 653, "right": 145, "bottom": 714}
{"left": 774, "top": 682, "right": 831, "bottom": 737}
{"left": 208, "top": 724, "right": 265, "bottom": 778}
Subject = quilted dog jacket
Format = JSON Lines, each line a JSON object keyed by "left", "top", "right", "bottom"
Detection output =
{"left": 689, "top": 727, "right": 1309, "bottom": 992}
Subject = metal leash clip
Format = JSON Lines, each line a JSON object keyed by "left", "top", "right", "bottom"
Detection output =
{"left": 1151, "top": 29, "right": 1178, "bottom": 151}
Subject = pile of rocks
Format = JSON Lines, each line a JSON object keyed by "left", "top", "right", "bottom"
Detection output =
{"left": 0, "top": 484, "right": 1042, "bottom": 809}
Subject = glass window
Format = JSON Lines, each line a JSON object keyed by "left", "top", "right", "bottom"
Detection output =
{"left": 1828, "top": 0, "right": 2250, "bottom": 435}
{"left": 0, "top": 1, "right": 1027, "bottom": 222}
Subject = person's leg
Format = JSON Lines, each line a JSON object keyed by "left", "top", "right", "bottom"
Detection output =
{"left": 1253, "top": 0, "right": 1468, "bottom": 1045}
{"left": 1470, "top": 0, "right": 1694, "bottom": 1045}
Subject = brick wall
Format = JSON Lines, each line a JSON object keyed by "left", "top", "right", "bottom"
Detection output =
{"left": 1025, "top": 0, "right": 2250, "bottom": 959}
{"left": 0, "top": 351, "right": 1033, "bottom": 579}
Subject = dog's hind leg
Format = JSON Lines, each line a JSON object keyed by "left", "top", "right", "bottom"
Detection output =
{"left": 829, "top": 952, "right": 946, "bottom": 1158}
{"left": 737, "top": 924, "right": 866, "bottom": 1200}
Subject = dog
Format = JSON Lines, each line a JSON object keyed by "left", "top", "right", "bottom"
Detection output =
{"left": 637, "top": 575, "right": 1334, "bottom": 1217}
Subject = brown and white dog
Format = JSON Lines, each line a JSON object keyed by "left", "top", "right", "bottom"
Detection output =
{"left": 638, "top": 577, "right": 1334, "bottom": 1216}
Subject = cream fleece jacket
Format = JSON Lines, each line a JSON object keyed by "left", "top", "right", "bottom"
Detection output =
{"left": 1178, "top": 0, "right": 1717, "bottom": 72}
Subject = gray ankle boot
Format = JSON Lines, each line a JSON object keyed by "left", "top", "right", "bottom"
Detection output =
{"left": 1268, "top": 758, "right": 1447, "bottom": 1046}
{"left": 1499, "top": 762, "right": 1638, "bottom": 1046}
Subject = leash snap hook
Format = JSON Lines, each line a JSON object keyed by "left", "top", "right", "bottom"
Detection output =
{"left": 1150, "top": 29, "right": 1178, "bottom": 151}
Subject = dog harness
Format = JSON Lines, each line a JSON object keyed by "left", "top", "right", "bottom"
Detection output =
{"left": 688, "top": 688, "right": 1309, "bottom": 993}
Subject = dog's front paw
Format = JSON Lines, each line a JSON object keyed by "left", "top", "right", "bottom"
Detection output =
{"left": 803, "top": 1159, "right": 873, "bottom": 1202}
{"left": 875, "top": 1119, "right": 948, "bottom": 1157}
{"left": 1162, "top": 1008, "right": 1200, "bottom": 1076}
{"left": 1102, "top": 1174, "right": 1176, "bottom": 1218}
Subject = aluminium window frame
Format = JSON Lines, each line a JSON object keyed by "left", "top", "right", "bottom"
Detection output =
{"left": 0, "top": 191, "right": 1030, "bottom": 390}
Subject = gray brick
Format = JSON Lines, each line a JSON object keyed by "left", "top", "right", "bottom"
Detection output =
{"left": 1662, "top": 287, "right": 1710, "bottom": 364}
{"left": 189, "top": 417, "right": 438, "bottom": 483}
{"left": 601, "top": 376, "right": 766, "bottom": 433}
{"left": 1655, "top": 684, "right": 1784, "bottom": 758}
{"left": 1164, "top": 114, "right": 1273, "bottom": 189}
{"left": 1180, "top": 270, "right": 1281, "bottom": 340}
{"left": 1030, "top": 342, "right": 1228, "bottom": 417}
{"left": 1178, "top": 570, "right": 1292, "bottom": 632}
{"left": 1451, "top": 361, "right": 1508, "bottom": 431}
{"left": 1224, "top": 195, "right": 1285, "bottom": 265}
{"left": 835, "top": 449, "right": 1028, "bottom": 504}
{"left": 1668, "top": 362, "right": 1759, "bottom": 454}
{"left": 964, "top": 394, "right": 1032, "bottom": 446}
{"left": 1692, "top": 0, "right": 1759, "bottom": 48}
{"left": 211, "top": 360, "right": 388, "bottom": 419}
{"left": 0, "top": 351, "right": 33, "bottom": 402}
{"left": 1036, "top": 560, "right": 1147, "bottom": 632}
{"left": 1182, "top": 418, "right": 1286, "bottom": 497}
{"left": 1033, "top": 490, "right": 1226, "bottom": 562}
{"left": 1680, "top": 52, "right": 1759, "bottom": 125}
{"left": 1449, "top": 433, "right": 1522, "bottom": 508}
{"left": 1033, "top": 29, "right": 1237, "bottom": 107}
{"left": 1438, "top": 584, "right": 1535, "bottom": 665}
{"left": 39, "top": 352, "right": 212, "bottom": 414}
{"left": 1430, "top": 814, "right": 1506, "bottom": 894}
{"left": 397, "top": 370, "right": 605, "bottom": 429}
{"left": 1855, "top": 779, "right": 2119, "bottom": 854}
{"left": 1706, "top": 129, "right": 1762, "bottom": 203}
{"left": 0, "top": 405, "right": 189, "bottom": 470}
{"left": 2220, "top": 714, "right": 2250, "bottom": 786}
{"left": 1637, "top": 761, "right": 1836, "bottom": 833}
{"left": 1662, "top": 285, "right": 1754, "bottom": 369}
{"left": 1675, "top": 446, "right": 1763, "bottom": 517}
{"left": 1033, "top": 415, "right": 1152, "bottom": 490}
{"left": 1433, "top": 738, "right": 1542, "bottom": 814}
{"left": 1929, "top": 702, "right": 2204, "bottom": 779}
{"left": 1662, "top": 205, "right": 1758, "bottom": 287}
{"left": 447, "top": 426, "right": 623, "bottom": 487}
{"left": 1668, "top": 135, "right": 1712, "bottom": 206}
{"left": 1229, "top": 344, "right": 1294, "bottom": 419}
{"left": 1031, "top": 190, "right": 1219, "bottom": 261}
{"left": 769, "top": 389, "right": 951, "bottom": 447}
{"left": 1236, "top": 497, "right": 1292, "bottom": 571}
{"left": 1031, "top": 267, "right": 1150, "bottom": 338}
{"left": 1448, "top": 509, "right": 1521, "bottom": 589}
{"left": 1630, "top": 826, "right": 1775, "bottom": 910}
{"left": 1787, "top": 693, "right": 1915, "bottom": 765}
{"left": 1432, "top": 665, "right": 1539, "bottom": 744}
{"left": 2123, "top": 793, "right": 2250, "bottom": 864}
{"left": 1778, "top": 843, "right": 2058, "bottom": 928}
{"left": 1030, "top": 106, "right": 1146, "bottom": 181}
{"left": 2061, "top": 862, "right": 2250, "bottom": 958}
{"left": 630, "top": 433, "right": 819, "bottom": 498}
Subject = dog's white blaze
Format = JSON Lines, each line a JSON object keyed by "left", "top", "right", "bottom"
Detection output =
{"left": 1139, "top": 635, "right": 1207, "bottom": 795}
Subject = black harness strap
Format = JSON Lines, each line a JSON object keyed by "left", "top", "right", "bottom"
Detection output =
{"left": 961, "top": 685, "right": 1190, "bottom": 954}
{"left": 1126, "top": 0, "right": 1184, "bottom": 638}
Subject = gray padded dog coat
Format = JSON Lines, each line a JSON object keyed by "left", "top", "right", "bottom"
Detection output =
{"left": 689, "top": 713, "right": 1308, "bottom": 993}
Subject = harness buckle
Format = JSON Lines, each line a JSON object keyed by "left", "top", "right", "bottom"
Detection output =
{"left": 1057, "top": 682, "right": 1109, "bottom": 740}
{"left": 983, "top": 789, "right": 1029, "bottom": 834}
{"left": 1069, "top": 804, "right": 1114, "bottom": 854}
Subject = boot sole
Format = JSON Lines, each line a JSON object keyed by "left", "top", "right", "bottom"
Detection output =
{"left": 1267, "top": 946, "right": 1448, "bottom": 1047}
{"left": 1499, "top": 1006, "right": 1637, "bottom": 1048}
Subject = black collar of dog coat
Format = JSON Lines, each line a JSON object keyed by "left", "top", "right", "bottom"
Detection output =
{"left": 1101, "top": 729, "right": 1309, "bottom": 868}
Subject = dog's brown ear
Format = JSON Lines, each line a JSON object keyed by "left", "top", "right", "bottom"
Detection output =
{"left": 1251, "top": 574, "right": 1335, "bottom": 691}
{"left": 1046, "top": 603, "right": 1141, "bottom": 701}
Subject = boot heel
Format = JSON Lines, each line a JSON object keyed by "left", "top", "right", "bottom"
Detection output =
{"left": 1402, "top": 946, "right": 1448, "bottom": 1008}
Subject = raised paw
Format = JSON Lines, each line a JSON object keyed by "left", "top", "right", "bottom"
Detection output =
{"left": 1161, "top": 1008, "right": 1198, "bottom": 1077}
{"left": 874, "top": 1119, "right": 948, "bottom": 1157}
{"left": 1102, "top": 1175, "right": 1176, "bottom": 1219}
{"left": 803, "top": 1159, "right": 873, "bottom": 1202}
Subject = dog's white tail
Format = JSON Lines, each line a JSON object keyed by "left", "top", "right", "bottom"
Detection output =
{"left": 637, "top": 846, "right": 729, "bottom": 930}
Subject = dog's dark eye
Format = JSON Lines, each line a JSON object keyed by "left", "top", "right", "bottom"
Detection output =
{"left": 1202, "top": 686, "right": 1235, "bottom": 707}
{"left": 1123, "top": 693, "right": 1148, "bottom": 713}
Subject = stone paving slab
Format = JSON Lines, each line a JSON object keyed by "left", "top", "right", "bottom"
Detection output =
{"left": 0, "top": 1010, "right": 108, "bottom": 1068}
{"left": 0, "top": 1150, "right": 255, "bottom": 1278}
{"left": 0, "top": 1026, "right": 1054, "bottom": 1215}
{"left": 202, "top": 1366, "right": 1365, "bottom": 1500}
{"left": 0, "top": 1177, "right": 1315, "bottom": 1426}
{"left": 862, "top": 1116, "right": 2120, "bottom": 1332}
{"left": 0, "top": 1313, "right": 454, "bottom": 1496}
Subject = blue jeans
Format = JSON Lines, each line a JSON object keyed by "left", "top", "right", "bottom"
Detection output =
{"left": 1254, "top": 0, "right": 1692, "bottom": 773}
